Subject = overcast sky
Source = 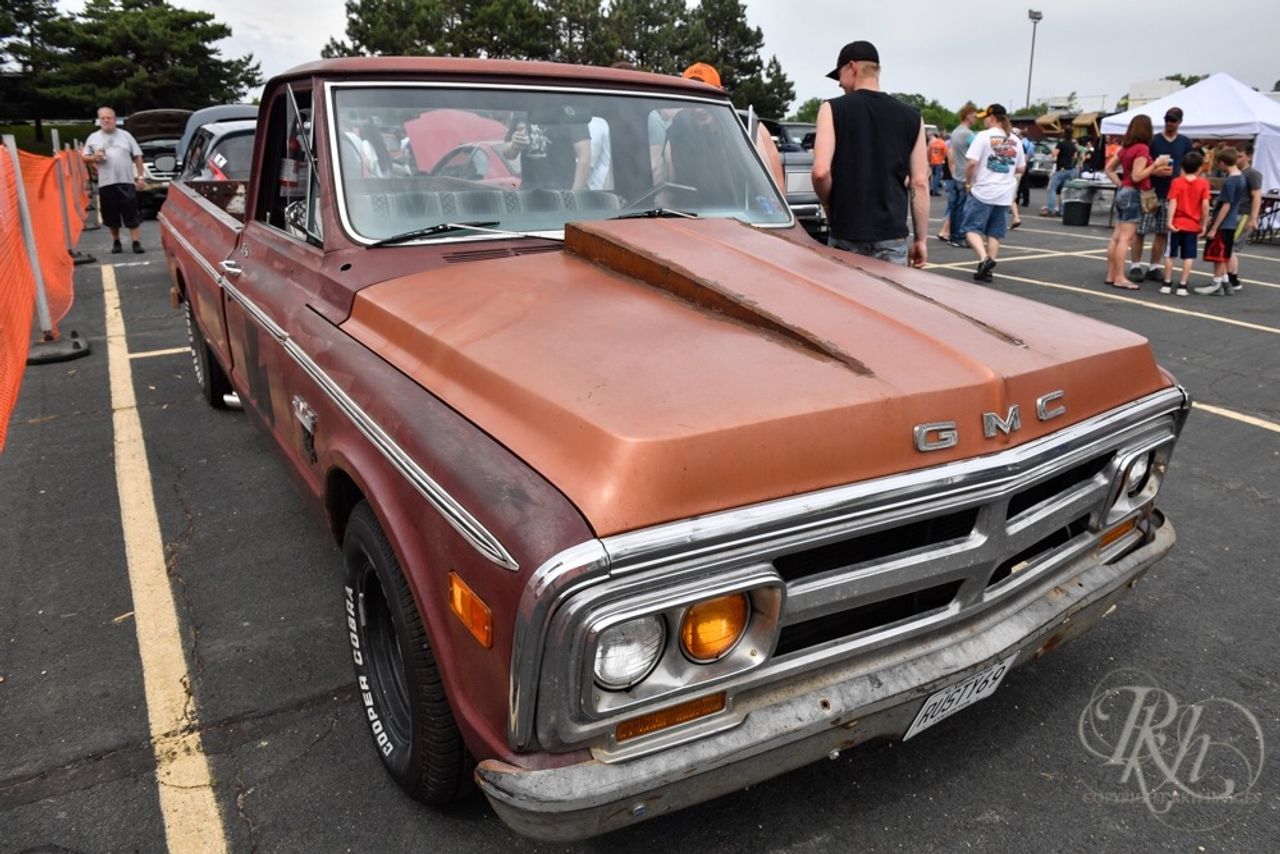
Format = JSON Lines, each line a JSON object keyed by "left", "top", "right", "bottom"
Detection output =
{"left": 61, "top": 0, "right": 1280, "bottom": 113}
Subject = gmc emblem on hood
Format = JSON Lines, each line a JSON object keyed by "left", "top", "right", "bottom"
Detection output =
{"left": 914, "top": 391, "right": 1066, "bottom": 452}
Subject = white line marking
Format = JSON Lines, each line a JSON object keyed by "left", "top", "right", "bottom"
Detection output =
{"left": 103, "top": 265, "right": 228, "bottom": 853}
{"left": 110, "top": 260, "right": 154, "bottom": 268}
{"left": 930, "top": 248, "right": 1108, "bottom": 270}
{"left": 129, "top": 346, "right": 190, "bottom": 361}
{"left": 1193, "top": 402, "right": 1280, "bottom": 434}
{"left": 957, "top": 269, "right": 1280, "bottom": 336}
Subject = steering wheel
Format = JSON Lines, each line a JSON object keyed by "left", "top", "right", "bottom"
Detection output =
{"left": 625, "top": 181, "right": 698, "bottom": 209}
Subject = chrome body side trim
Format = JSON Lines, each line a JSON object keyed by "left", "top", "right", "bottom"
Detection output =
{"left": 507, "top": 385, "right": 1190, "bottom": 751}
{"left": 201, "top": 271, "right": 520, "bottom": 571}
{"left": 159, "top": 211, "right": 224, "bottom": 287}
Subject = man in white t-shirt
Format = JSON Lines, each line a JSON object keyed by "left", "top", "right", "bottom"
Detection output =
{"left": 82, "top": 106, "right": 146, "bottom": 254}
{"left": 962, "top": 104, "right": 1025, "bottom": 282}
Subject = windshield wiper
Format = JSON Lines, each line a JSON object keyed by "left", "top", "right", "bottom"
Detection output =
{"left": 368, "top": 221, "right": 502, "bottom": 247}
{"left": 610, "top": 208, "right": 699, "bottom": 221}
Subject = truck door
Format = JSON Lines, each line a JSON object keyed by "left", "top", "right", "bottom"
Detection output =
{"left": 220, "top": 82, "right": 327, "bottom": 493}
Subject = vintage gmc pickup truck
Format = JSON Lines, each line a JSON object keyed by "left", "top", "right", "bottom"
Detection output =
{"left": 160, "top": 58, "right": 1189, "bottom": 840}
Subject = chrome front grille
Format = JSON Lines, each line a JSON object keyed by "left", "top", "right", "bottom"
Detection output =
{"left": 514, "top": 386, "right": 1190, "bottom": 754}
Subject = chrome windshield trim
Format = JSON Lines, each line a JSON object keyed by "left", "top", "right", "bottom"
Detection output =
{"left": 323, "top": 79, "right": 794, "bottom": 247}
{"left": 220, "top": 278, "right": 519, "bottom": 571}
{"left": 507, "top": 385, "right": 1189, "bottom": 749}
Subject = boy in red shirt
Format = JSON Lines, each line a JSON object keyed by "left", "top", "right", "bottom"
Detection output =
{"left": 1162, "top": 150, "right": 1210, "bottom": 297}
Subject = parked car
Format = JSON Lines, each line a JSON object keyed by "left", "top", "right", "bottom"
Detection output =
{"left": 741, "top": 112, "right": 826, "bottom": 241}
{"left": 176, "top": 104, "right": 258, "bottom": 171}
{"left": 160, "top": 57, "right": 1188, "bottom": 842}
{"left": 777, "top": 121, "right": 816, "bottom": 150}
{"left": 1027, "top": 139, "right": 1055, "bottom": 187}
{"left": 121, "top": 108, "right": 191, "bottom": 216}
{"left": 179, "top": 119, "right": 257, "bottom": 182}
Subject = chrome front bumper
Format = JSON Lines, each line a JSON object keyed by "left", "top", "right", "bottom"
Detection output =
{"left": 477, "top": 514, "right": 1175, "bottom": 841}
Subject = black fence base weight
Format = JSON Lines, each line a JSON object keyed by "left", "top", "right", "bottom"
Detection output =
{"left": 27, "top": 329, "right": 92, "bottom": 364}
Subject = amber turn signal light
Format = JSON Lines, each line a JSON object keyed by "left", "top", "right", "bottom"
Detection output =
{"left": 448, "top": 572, "right": 492, "bottom": 648}
{"left": 1098, "top": 517, "right": 1138, "bottom": 549}
{"left": 615, "top": 691, "right": 727, "bottom": 742}
{"left": 680, "top": 593, "right": 749, "bottom": 662}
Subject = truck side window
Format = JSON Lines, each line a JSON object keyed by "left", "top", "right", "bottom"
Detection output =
{"left": 257, "top": 85, "right": 322, "bottom": 244}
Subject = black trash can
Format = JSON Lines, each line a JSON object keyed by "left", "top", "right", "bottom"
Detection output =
{"left": 1062, "top": 180, "right": 1095, "bottom": 226}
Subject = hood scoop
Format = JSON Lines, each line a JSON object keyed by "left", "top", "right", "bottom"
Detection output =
{"left": 565, "top": 220, "right": 871, "bottom": 375}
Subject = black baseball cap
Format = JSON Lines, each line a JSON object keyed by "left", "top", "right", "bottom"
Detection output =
{"left": 826, "top": 41, "right": 880, "bottom": 80}
{"left": 1164, "top": 107, "right": 1184, "bottom": 122}
{"left": 977, "top": 103, "right": 1008, "bottom": 119}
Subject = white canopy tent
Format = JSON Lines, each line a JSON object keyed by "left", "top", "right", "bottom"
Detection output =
{"left": 1101, "top": 73, "right": 1280, "bottom": 193}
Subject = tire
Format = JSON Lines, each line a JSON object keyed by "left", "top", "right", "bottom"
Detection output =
{"left": 342, "top": 501, "right": 472, "bottom": 804}
{"left": 184, "top": 297, "right": 231, "bottom": 409}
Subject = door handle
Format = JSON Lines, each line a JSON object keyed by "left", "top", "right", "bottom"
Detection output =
{"left": 219, "top": 259, "right": 242, "bottom": 277}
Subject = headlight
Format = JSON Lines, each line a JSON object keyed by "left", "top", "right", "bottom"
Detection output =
{"left": 1124, "top": 452, "right": 1153, "bottom": 497}
{"left": 680, "top": 593, "right": 750, "bottom": 662}
{"left": 593, "top": 616, "right": 665, "bottom": 690}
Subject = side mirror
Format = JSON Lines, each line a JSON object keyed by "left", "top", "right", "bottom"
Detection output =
{"left": 801, "top": 132, "right": 816, "bottom": 150}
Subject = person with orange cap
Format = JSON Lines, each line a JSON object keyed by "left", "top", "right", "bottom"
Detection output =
{"left": 682, "top": 62, "right": 785, "bottom": 190}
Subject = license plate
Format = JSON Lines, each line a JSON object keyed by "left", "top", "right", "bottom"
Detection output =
{"left": 903, "top": 653, "right": 1018, "bottom": 741}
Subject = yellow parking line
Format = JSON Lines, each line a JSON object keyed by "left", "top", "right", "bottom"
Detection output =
{"left": 1194, "top": 402, "right": 1280, "bottom": 434}
{"left": 129, "top": 346, "right": 190, "bottom": 361}
{"left": 103, "top": 265, "right": 228, "bottom": 854}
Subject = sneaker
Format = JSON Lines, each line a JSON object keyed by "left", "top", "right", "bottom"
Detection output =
{"left": 1126, "top": 266, "right": 1146, "bottom": 283}
{"left": 1159, "top": 282, "right": 1173, "bottom": 294}
{"left": 1175, "top": 286, "right": 1189, "bottom": 298}
{"left": 132, "top": 241, "right": 145, "bottom": 254}
{"left": 949, "top": 239, "right": 967, "bottom": 248}
{"left": 1228, "top": 281, "right": 1243, "bottom": 293}
{"left": 1145, "top": 267, "right": 1165, "bottom": 282}
{"left": 111, "top": 240, "right": 122, "bottom": 254}
{"left": 976, "top": 257, "right": 997, "bottom": 279}
{"left": 1193, "top": 281, "right": 1223, "bottom": 296}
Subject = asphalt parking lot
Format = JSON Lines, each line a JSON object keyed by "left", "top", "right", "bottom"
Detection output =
{"left": 2, "top": 187, "right": 1278, "bottom": 852}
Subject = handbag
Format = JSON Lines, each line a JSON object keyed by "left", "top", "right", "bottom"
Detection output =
{"left": 1139, "top": 188, "right": 1159, "bottom": 214}
{"left": 1204, "top": 232, "right": 1227, "bottom": 263}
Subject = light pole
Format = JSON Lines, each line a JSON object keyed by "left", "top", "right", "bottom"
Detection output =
{"left": 1025, "top": 9, "right": 1043, "bottom": 110}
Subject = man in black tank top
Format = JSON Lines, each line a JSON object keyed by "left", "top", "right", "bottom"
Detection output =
{"left": 812, "top": 40, "right": 929, "bottom": 268}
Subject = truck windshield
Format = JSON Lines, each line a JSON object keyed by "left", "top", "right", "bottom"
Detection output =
{"left": 329, "top": 84, "right": 791, "bottom": 242}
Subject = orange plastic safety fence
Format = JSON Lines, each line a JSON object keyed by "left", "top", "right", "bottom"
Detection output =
{"left": 0, "top": 153, "right": 38, "bottom": 453}
{"left": 56, "top": 152, "right": 85, "bottom": 246}
{"left": 17, "top": 149, "right": 75, "bottom": 330}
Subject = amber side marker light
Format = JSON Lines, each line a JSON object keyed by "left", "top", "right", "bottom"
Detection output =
{"left": 615, "top": 692, "right": 727, "bottom": 742}
{"left": 1099, "top": 518, "right": 1138, "bottom": 549}
{"left": 448, "top": 572, "right": 492, "bottom": 648}
{"left": 680, "top": 593, "right": 750, "bottom": 662}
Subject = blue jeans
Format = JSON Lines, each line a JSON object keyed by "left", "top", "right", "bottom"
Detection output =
{"left": 1046, "top": 167, "right": 1078, "bottom": 214}
{"left": 948, "top": 181, "right": 968, "bottom": 238}
{"left": 960, "top": 195, "right": 1010, "bottom": 240}
{"left": 829, "top": 235, "right": 909, "bottom": 265}
{"left": 930, "top": 164, "right": 943, "bottom": 195}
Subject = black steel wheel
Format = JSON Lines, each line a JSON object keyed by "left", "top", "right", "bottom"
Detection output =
{"left": 342, "top": 501, "right": 472, "bottom": 804}
{"left": 184, "top": 297, "right": 231, "bottom": 409}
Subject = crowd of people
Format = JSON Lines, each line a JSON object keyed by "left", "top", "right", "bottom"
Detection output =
{"left": 808, "top": 47, "right": 1265, "bottom": 293}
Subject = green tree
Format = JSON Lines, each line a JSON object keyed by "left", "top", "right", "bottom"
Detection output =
{"left": 788, "top": 96, "right": 823, "bottom": 123}
{"left": 607, "top": 0, "right": 689, "bottom": 74}
{"left": 890, "top": 93, "right": 956, "bottom": 132}
{"left": 684, "top": 0, "right": 793, "bottom": 115}
{"left": 1163, "top": 73, "right": 1207, "bottom": 88}
{"left": 543, "top": 0, "right": 617, "bottom": 66}
{"left": 0, "top": 0, "right": 66, "bottom": 137}
{"left": 39, "top": 0, "right": 261, "bottom": 114}
{"left": 322, "top": 0, "right": 452, "bottom": 57}
{"left": 323, "top": 0, "right": 553, "bottom": 61}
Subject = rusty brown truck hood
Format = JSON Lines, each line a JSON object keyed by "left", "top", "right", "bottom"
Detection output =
{"left": 342, "top": 219, "right": 1168, "bottom": 536}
